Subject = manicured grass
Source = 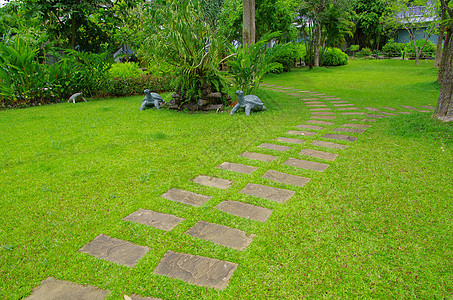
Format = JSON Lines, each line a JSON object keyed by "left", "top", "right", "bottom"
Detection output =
{"left": 1, "top": 59, "right": 452, "bottom": 299}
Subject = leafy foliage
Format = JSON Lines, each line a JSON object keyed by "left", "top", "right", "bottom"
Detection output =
{"left": 227, "top": 32, "right": 282, "bottom": 94}
{"left": 321, "top": 47, "right": 349, "bottom": 66}
{"left": 403, "top": 39, "right": 437, "bottom": 57}
{"left": 382, "top": 41, "right": 406, "bottom": 56}
{"left": 109, "top": 62, "right": 144, "bottom": 79}
{"left": 107, "top": 74, "right": 172, "bottom": 97}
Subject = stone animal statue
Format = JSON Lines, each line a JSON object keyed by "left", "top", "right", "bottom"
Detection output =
{"left": 230, "top": 90, "right": 267, "bottom": 116}
{"left": 68, "top": 93, "right": 87, "bottom": 103}
{"left": 140, "top": 89, "right": 164, "bottom": 110}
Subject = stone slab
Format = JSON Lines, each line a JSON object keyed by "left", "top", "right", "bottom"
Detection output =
{"left": 123, "top": 209, "right": 184, "bottom": 231}
{"left": 312, "top": 116, "right": 336, "bottom": 120}
{"left": 341, "top": 112, "right": 366, "bottom": 115}
{"left": 284, "top": 158, "right": 329, "bottom": 172}
{"left": 25, "top": 277, "right": 109, "bottom": 300}
{"left": 419, "top": 110, "right": 431, "bottom": 113}
{"left": 300, "top": 98, "right": 319, "bottom": 100}
{"left": 276, "top": 137, "right": 305, "bottom": 144}
{"left": 306, "top": 120, "right": 334, "bottom": 125}
{"left": 257, "top": 143, "right": 291, "bottom": 151}
{"left": 217, "top": 201, "right": 272, "bottom": 222}
{"left": 262, "top": 170, "right": 310, "bottom": 187}
{"left": 398, "top": 111, "right": 411, "bottom": 114}
{"left": 240, "top": 183, "right": 295, "bottom": 203}
{"left": 364, "top": 107, "right": 380, "bottom": 112}
{"left": 306, "top": 104, "right": 327, "bottom": 107}
{"left": 193, "top": 175, "right": 233, "bottom": 189}
{"left": 366, "top": 114, "right": 387, "bottom": 118}
{"left": 310, "top": 108, "right": 332, "bottom": 111}
{"left": 217, "top": 162, "right": 257, "bottom": 174}
{"left": 80, "top": 234, "right": 149, "bottom": 267}
{"left": 128, "top": 295, "right": 162, "bottom": 300}
{"left": 341, "top": 123, "right": 371, "bottom": 128}
{"left": 287, "top": 130, "right": 317, "bottom": 136}
{"left": 382, "top": 106, "right": 396, "bottom": 111}
{"left": 322, "top": 134, "right": 357, "bottom": 142}
{"left": 186, "top": 221, "right": 253, "bottom": 251}
{"left": 401, "top": 105, "right": 417, "bottom": 110}
{"left": 333, "top": 104, "right": 355, "bottom": 107}
{"left": 154, "top": 250, "right": 237, "bottom": 290}
{"left": 304, "top": 101, "right": 323, "bottom": 104}
{"left": 337, "top": 107, "right": 359, "bottom": 110}
{"left": 324, "top": 97, "right": 342, "bottom": 100}
{"left": 161, "top": 188, "right": 212, "bottom": 207}
{"left": 379, "top": 111, "right": 397, "bottom": 116}
{"left": 421, "top": 105, "right": 435, "bottom": 109}
{"left": 332, "top": 128, "right": 366, "bottom": 134}
{"left": 311, "top": 140, "right": 347, "bottom": 150}
{"left": 311, "top": 112, "right": 335, "bottom": 115}
{"left": 330, "top": 101, "right": 349, "bottom": 103}
{"left": 359, "top": 119, "right": 378, "bottom": 122}
{"left": 296, "top": 124, "right": 324, "bottom": 130}
{"left": 299, "top": 149, "right": 339, "bottom": 161}
{"left": 240, "top": 151, "right": 278, "bottom": 161}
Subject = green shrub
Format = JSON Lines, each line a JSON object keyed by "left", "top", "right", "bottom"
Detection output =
{"left": 356, "top": 47, "right": 372, "bottom": 58}
{"left": 109, "top": 62, "right": 144, "bottom": 79}
{"left": 107, "top": 74, "right": 172, "bottom": 97}
{"left": 382, "top": 41, "right": 405, "bottom": 56}
{"left": 404, "top": 39, "right": 436, "bottom": 58}
{"left": 321, "top": 47, "right": 348, "bottom": 66}
{"left": 267, "top": 42, "right": 305, "bottom": 73}
{"left": 350, "top": 45, "right": 360, "bottom": 52}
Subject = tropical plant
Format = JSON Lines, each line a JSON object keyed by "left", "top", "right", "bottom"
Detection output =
{"left": 227, "top": 32, "right": 283, "bottom": 94}
{"left": 109, "top": 62, "right": 144, "bottom": 79}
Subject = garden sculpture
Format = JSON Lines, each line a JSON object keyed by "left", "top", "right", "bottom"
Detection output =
{"left": 141, "top": 89, "right": 164, "bottom": 110}
{"left": 230, "top": 90, "right": 267, "bottom": 116}
{"left": 68, "top": 92, "right": 87, "bottom": 103}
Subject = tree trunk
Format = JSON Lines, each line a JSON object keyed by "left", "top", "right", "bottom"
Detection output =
{"left": 435, "top": 27, "right": 444, "bottom": 68}
{"left": 438, "top": 29, "right": 452, "bottom": 84}
{"left": 242, "top": 0, "right": 255, "bottom": 46}
{"left": 314, "top": 23, "right": 321, "bottom": 67}
{"left": 436, "top": 34, "right": 453, "bottom": 122}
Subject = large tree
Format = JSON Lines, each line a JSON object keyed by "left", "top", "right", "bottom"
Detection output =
{"left": 436, "top": 0, "right": 453, "bottom": 122}
{"left": 351, "top": 0, "right": 387, "bottom": 49}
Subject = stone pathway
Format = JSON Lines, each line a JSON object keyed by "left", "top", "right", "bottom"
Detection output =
{"left": 26, "top": 84, "right": 437, "bottom": 299}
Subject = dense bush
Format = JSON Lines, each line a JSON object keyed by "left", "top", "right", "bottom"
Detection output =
{"left": 109, "top": 62, "right": 144, "bottom": 79}
{"left": 268, "top": 42, "right": 305, "bottom": 73}
{"left": 404, "top": 39, "right": 436, "bottom": 57}
{"left": 107, "top": 74, "right": 172, "bottom": 97}
{"left": 321, "top": 47, "right": 348, "bottom": 66}
{"left": 356, "top": 47, "right": 372, "bottom": 58}
{"left": 382, "top": 42, "right": 405, "bottom": 56}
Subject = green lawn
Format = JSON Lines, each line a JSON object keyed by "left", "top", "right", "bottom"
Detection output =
{"left": 1, "top": 59, "right": 452, "bottom": 299}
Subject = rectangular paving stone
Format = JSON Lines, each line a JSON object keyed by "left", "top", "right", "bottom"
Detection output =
{"left": 296, "top": 124, "right": 324, "bottom": 130}
{"left": 80, "top": 234, "right": 149, "bottom": 267}
{"left": 382, "top": 106, "right": 397, "bottom": 111}
{"left": 306, "top": 104, "right": 328, "bottom": 107}
{"left": 186, "top": 221, "right": 253, "bottom": 251}
{"left": 401, "top": 105, "right": 417, "bottom": 110}
{"left": 330, "top": 101, "right": 349, "bottom": 103}
{"left": 379, "top": 111, "right": 397, "bottom": 116}
{"left": 323, "top": 133, "right": 357, "bottom": 142}
{"left": 364, "top": 107, "right": 380, "bottom": 112}
{"left": 324, "top": 97, "right": 341, "bottom": 100}
{"left": 240, "top": 151, "right": 278, "bottom": 161}
{"left": 276, "top": 137, "right": 305, "bottom": 144}
{"left": 337, "top": 107, "right": 359, "bottom": 110}
{"left": 25, "top": 277, "right": 109, "bottom": 300}
{"left": 154, "top": 251, "right": 238, "bottom": 290}
{"left": 333, "top": 104, "right": 355, "bottom": 107}
{"left": 421, "top": 105, "right": 435, "bottom": 109}
{"left": 217, "top": 162, "right": 257, "bottom": 174}
{"left": 123, "top": 209, "right": 184, "bottom": 231}
{"left": 398, "top": 111, "right": 411, "bottom": 114}
{"left": 358, "top": 119, "right": 378, "bottom": 122}
{"left": 284, "top": 158, "right": 329, "bottom": 172}
{"left": 216, "top": 201, "right": 272, "bottom": 222}
{"left": 341, "top": 123, "right": 371, "bottom": 128}
{"left": 300, "top": 98, "right": 319, "bottom": 100}
{"left": 306, "top": 120, "right": 334, "bottom": 125}
{"left": 257, "top": 143, "right": 291, "bottom": 151}
{"left": 366, "top": 114, "right": 387, "bottom": 118}
{"left": 341, "top": 112, "right": 366, "bottom": 115}
{"left": 312, "top": 116, "right": 336, "bottom": 119}
{"left": 332, "top": 128, "right": 366, "bottom": 134}
{"left": 311, "top": 111, "right": 335, "bottom": 115}
{"left": 262, "top": 170, "right": 310, "bottom": 187}
{"left": 287, "top": 130, "right": 317, "bottom": 136}
{"left": 240, "top": 183, "right": 295, "bottom": 203}
{"left": 310, "top": 108, "right": 332, "bottom": 111}
{"left": 299, "top": 149, "right": 339, "bottom": 161}
{"left": 161, "top": 188, "right": 212, "bottom": 207}
{"left": 311, "top": 140, "right": 347, "bottom": 150}
{"left": 304, "top": 101, "right": 323, "bottom": 104}
{"left": 193, "top": 175, "right": 233, "bottom": 189}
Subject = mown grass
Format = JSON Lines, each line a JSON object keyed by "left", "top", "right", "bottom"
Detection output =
{"left": 1, "top": 59, "right": 452, "bottom": 299}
